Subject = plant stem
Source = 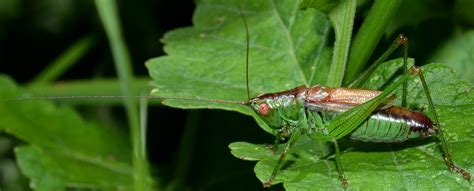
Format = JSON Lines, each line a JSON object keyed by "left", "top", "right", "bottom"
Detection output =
{"left": 95, "top": 0, "right": 152, "bottom": 190}
{"left": 326, "top": 0, "right": 357, "bottom": 87}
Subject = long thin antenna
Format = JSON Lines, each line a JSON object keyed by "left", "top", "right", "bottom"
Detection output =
{"left": 5, "top": 95, "right": 247, "bottom": 105}
{"left": 240, "top": 10, "right": 251, "bottom": 101}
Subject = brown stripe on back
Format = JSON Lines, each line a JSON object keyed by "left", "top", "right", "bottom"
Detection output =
{"left": 306, "top": 86, "right": 383, "bottom": 104}
{"left": 256, "top": 85, "right": 308, "bottom": 100}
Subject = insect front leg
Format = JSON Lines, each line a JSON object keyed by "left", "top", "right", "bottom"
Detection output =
{"left": 269, "top": 127, "right": 291, "bottom": 153}
{"left": 270, "top": 131, "right": 283, "bottom": 153}
{"left": 263, "top": 129, "right": 302, "bottom": 187}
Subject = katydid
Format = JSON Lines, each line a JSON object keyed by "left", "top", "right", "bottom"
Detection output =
{"left": 7, "top": 12, "right": 472, "bottom": 191}
{"left": 231, "top": 15, "right": 471, "bottom": 186}
{"left": 239, "top": 32, "right": 472, "bottom": 187}
{"left": 246, "top": 65, "right": 470, "bottom": 188}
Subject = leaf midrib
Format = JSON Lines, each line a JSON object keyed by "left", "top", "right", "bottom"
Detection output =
{"left": 270, "top": 0, "right": 308, "bottom": 86}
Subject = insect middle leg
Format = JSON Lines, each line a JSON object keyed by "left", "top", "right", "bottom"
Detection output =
{"left": 331, "top": 138, "right": 348, "bottom": 188}
{"left": 307, "top": 111, "right": 349, "bottom": 188}
{"left": 270, "top": 127, "right": 292, "bottom": 153}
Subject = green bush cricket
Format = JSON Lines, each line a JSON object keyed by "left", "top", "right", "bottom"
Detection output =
{"left": 148, "top": 12, "right": 472, "bottom": 188}
{"left": 6, "top": 2, "right": 472, "bottom": 189}
{"left": 147, "top": 11, "right": 471, "bottom": 187}
{"left": 236, "top": 23, "right": 471, "bottom": 188}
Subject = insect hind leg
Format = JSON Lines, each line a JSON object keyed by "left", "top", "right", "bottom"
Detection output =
{"left": 412, "top": 66, "right": 472, "bottom": 181}
{"left": 348, "top": 34, "right": 409, "bottom": 89}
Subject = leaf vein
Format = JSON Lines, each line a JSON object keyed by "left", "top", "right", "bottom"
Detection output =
{"left": 270, "top": 0, "right": 307, "bottom": 86}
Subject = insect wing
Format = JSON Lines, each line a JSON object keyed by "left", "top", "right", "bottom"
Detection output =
{"left": 327, "top": 69, "right": 412, "bottom": 139}
{"left": 304, "top": 85, "right": 393, "bottom": 113}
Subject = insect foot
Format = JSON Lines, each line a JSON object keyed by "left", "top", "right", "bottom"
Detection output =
{"left": 449, "top": 163, "right": 472, "bottom": 181}
{"left": 264, "top": 144, "right": 277, "bottom": 153}
{"left": 341, "top": 175, "right": 348, "bottom": 189}
{"left": 262, "top": 180, "right": 273, "bottom": 188}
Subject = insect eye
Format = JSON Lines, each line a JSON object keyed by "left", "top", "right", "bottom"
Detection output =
{"left": 258, "top": 103, "right": 270, "bottom": 116}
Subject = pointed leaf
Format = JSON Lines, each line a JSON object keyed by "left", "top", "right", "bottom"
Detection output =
{"left": 146, "top": 0, "right": 332, "bottom": 133}
{"left": 15, "top": 146, "right": 132, "bottom": 190}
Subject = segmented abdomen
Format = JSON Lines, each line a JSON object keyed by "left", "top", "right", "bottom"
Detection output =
{"left": 349, "top": 106, "right": 437, "bottom": 142}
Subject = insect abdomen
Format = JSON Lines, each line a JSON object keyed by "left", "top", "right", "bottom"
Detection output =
{"left": 349, "top": 106, "right": 436, "bottom": 142}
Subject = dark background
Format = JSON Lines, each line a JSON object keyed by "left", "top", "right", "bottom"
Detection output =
{"left": 0, "top": 0, "right": 277, "bottom": 190}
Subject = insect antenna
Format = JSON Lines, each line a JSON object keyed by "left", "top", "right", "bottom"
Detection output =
{"left": 239, "top": 9, "right": 251, "bottom": 102}
{"left": 4, "top": 95, "right": 247, "bottom": 105}
{"left": 7, "top": 12, "right": 254, "bottom": 107}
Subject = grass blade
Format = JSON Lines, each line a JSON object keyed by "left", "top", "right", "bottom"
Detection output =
{"left": 94, "top": 0, "right": 153, "bottom": 190}
{"left": 343, "top": 0, "right": 403, "bottom": 85}
{"left": 30, "top": 36, "right": 94, "bottom": 85}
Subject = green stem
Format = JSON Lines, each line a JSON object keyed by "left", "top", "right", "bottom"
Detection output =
{"left": 326, "top": 0, "right": 357, "bottom": 87}
{"left": 95, "top": 0, "right": 152, "bottom": 190}
{"left": 30, "top": 36, "right": 94, "bottom": 85}
{"left": 140, "top": 98, "right": 149, "bottom": 161}
{"left": 343, "top": 0, "right": 403, "bottom": 85}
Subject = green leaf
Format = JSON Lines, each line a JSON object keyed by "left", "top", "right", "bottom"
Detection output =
{"left": 0, "top": 75, "right": 133, "bottom": 190}
{"left": 427, "top": 30, "right": 474, "bottom": 83}
{"left": 15, "top": 146, "right": 131, "bottom": 190}
{"left": 146, "top": 0, "right": 473, "bottom": 189}
{"left": 230, "top": 60, "right": 474, "bottom": 190}
{"left": 299, "top": 0, "right": 339, "bottom": 13}
{"left": 146, "top": 0, "right": 332, "bottom": 133}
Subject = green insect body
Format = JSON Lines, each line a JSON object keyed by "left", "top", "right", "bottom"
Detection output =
{"left": 249, "top": 85, "right": 437, "bottom": 143}
{"left": 348, "top": 106, "right": 436, "bottom": 142}
{"left": 246, "top": 66, "right": 471, "bottom": 187}
{"left": 252, "top": 91, "right": 437, "bottom": 142}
